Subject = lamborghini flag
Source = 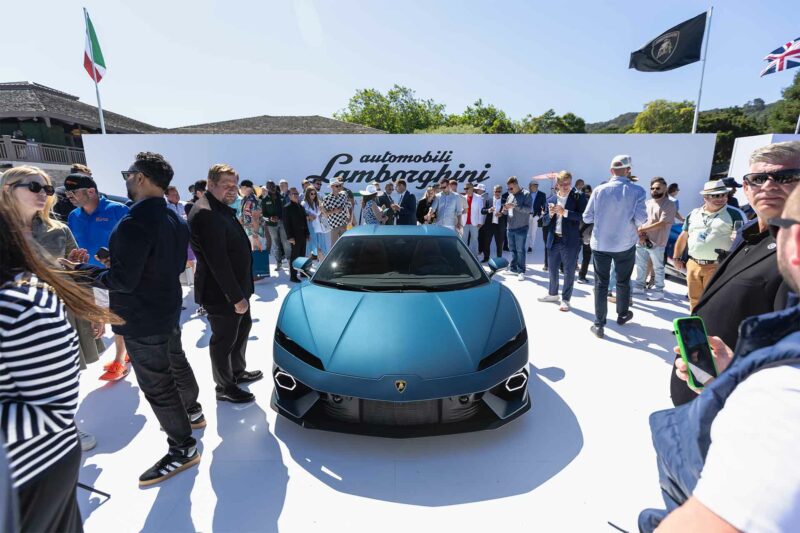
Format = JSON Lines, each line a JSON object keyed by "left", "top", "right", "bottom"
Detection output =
{"left": 629, "top": 13, "right": 707, "bottom": 72}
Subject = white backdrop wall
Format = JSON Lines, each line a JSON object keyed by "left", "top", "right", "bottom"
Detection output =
{"left": 83, "top": 133, "right": 715, "bottom": 210}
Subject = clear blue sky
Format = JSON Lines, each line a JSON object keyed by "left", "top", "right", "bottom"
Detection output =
{"left": 3, "top": 0, "right": 798, "bottom": 128}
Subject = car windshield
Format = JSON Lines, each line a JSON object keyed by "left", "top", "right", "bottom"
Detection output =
{"left": 312, "top": 235, "right": 488, "bottom": 292}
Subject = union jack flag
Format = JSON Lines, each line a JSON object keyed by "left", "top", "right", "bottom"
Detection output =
{"left": 760, "top": 37, "right": 800, "bottom": 76}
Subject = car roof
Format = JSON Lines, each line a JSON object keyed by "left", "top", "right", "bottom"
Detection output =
{"left": 342, "top": 225, "right": 460, "bottom": 238}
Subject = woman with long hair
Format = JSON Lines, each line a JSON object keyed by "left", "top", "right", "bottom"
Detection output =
{"left": 416, "top": 186, "right": 436, "bottom": 224}
{"left": 0, "top": 200, "right": 121, "bottom": 532}
{"left": 302, "top": 186, "right": 330, "bottom": 261}
{"left": 0, "top": 167, "right": 120, "bottom": 381}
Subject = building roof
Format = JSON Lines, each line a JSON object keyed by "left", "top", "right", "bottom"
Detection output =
{"left": 165, "top": 115, "right": 385, "bottom": 134}
{"left": 0, "top": 82, "right": 384, "bottom": 135}
{"left": 0, "top": 82, "right": 159, "bottom": 133}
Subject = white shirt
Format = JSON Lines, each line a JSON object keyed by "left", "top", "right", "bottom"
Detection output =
{"left": 693, "top": 362, "right": 800, "bottom": 532}
{"left": 555, "top": 194, "right": 569, "bottom": 235}
{"left": 492, "top": 196, "right": 502, "bottom": 224}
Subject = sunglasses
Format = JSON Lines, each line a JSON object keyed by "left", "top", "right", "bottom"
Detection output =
{"left": 768, "top": 217, "right": 800, "bottom": 239}
{"left": 121, "top": 170, "right": 141, "bottom": 181}
{"left": 650, "top": 187, "right": 664, "bottom": 191}
{"left": 742, "top": 169, "right": 800, "bottom": 187}
{"left": 703, "top": 193, "right": 727, "bottom": 199}
{"left": 14, "top": 182, "right": 55, "bottom": 195}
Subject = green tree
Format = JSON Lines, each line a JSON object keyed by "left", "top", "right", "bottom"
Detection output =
{"left": 517, "top": 109, "right": 586, "bottom": 133}
{"left": 450, "top": 99, "right": 516, "bottom": 133}
{"left": 628, "top": 99, "right": 695, "bottom": 133}
{"left": 415, "top": 124, "right": 483, "bottom": 134}
{"left": 697, "top": 107, "right": 763, "bottom": 164}
{"left": 333, "top": 85, "right": 447, "bottom": 133}
{"left": 767, "top": 72, "right": 800, "bottom": 133}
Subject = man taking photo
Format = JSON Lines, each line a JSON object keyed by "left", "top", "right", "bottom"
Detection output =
{"left": 632, "top": 177, "right": 677, "bottom": 301}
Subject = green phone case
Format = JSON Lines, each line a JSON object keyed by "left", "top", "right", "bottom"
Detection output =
{"left": 673, "top": 316, "right": 718, "bottom": 390}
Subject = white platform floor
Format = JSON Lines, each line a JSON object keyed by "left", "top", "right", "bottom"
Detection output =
{"left": 76, "top": 245, "right": 687, "bottom": 533}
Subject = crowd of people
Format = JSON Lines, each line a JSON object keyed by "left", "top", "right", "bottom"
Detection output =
{"left": 0, "top": 141, "right": 798, "bottom": 532}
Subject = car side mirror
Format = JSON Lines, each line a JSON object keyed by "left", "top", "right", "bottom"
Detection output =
{"left": 487, "top": 257, "right": 508, "bottom": 278}
{"left": 292, "top": 257, "right": 314, "bottom": 279}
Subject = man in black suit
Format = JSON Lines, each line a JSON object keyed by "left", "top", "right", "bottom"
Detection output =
{"left": 670, "top": 141, "right": 799, "bottom": 406}
{"left": 374, "top": 181, "right": 395, "bottom": 225}
{"left": 537, "top": 171, "right": 588, "bottom": 312}
{"left": 480, "top": 184, "right": 508, "bottom": 262}
{"left": 283, "top": 187, "right": 310, "bottom": 283}
{"left": 189, "top": 163, "right": 262, "bottom": 404}
{"left": 392, "top": 179, "right": 417, "bottom": 225}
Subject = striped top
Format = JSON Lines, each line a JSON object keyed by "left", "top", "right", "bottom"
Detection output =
{"left": 0, "top": 274, "right": 80, "bottom": 488}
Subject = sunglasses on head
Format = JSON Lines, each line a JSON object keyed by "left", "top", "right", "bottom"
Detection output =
{"left": 742, "top": 169, "right": 800, "bottom": 187}
{"left": 14, "top": 182, "right": 55, "bottom": 195}
{"left": 768, "top": 217, "right": 800, "bottom": 239}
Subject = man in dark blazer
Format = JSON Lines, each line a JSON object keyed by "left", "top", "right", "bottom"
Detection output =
{"left": 669, "top": 141, "right": 799, "bottom": 406}
{"left": 374, "top": 181, "right": 395, "bottom": 225}
{"left": 479, "top": 184, "right": 508, "bottom": 262}
{"left": 189, "top": 163, "right": 261, "bottom": 404}
{"left": 537, "top": 172, "right": 588, "bottom": 312}
{"left": 392, "top": 179, "right": 417, "bottom": 225}
{"left": 283, "top": 187, "right": 310, "bottom": 282}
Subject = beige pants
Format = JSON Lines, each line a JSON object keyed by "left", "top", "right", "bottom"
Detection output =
{"left": 330, "top": 225, "right": 347, "bottom": 247}
{"left": 687, "top": 259, "right": 718, "bottom": 312}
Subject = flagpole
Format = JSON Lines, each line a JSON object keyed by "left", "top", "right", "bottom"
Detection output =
{"left": 691, "top": 6, "right": 713, "bottom": 134}
{"left": 84, "top": 7, "right": 106, "bottom": 134}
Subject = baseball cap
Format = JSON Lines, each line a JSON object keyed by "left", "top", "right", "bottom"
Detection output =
{"left": 722, "top": 177, "right": 742, "bottom": 189}
{"left": 240, "top": 179, "right": 254, "bottom": 188}
{"left": 64, "top": 173, "right": 98, "bottom": 191}
{"left": 610, "top": 155, "right": 633, "bottom": 169}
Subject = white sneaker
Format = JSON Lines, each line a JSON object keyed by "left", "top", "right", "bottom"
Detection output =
{"left": 559, "top": 300, "right": 571, "bottom": 312}
{"left": 517, "top": 273, "right": 524, "bottom": 281}
{"left": 78, "top": 428, "right": 97, "bottom": 451}
{"left": 631, "top": 287, "right": 645, "bottom": 295}
{"left": 647, "top": 291, "right": 665, "bottom": 301}
{"left": 538, "top": 294, "right": 560, "bottom": 303}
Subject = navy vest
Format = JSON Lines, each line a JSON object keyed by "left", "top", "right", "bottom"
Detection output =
{"left": 639, "top": 299, "right": 800, "bottom": 532}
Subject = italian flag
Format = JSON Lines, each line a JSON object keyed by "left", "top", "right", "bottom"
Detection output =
{"left": 84, "top": 11, "right": 106, "bottom": 82}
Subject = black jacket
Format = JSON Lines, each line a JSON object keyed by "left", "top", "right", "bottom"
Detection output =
{"left": 283, "top": 201, "right": 310, "bottom": 240}
{"left": 481, "top": 193, "right": 508, "bottom": 228}
{"left": 531, "top": 190, "right": 547, "bottom": 218}
{"left": 417, "top": 198, "right": 434, "bottom": 224}
{"left": 376, "top": 192, "right": 394, "bottom": 225}
{"left": 544, "top": 189, "right": 588, "bottom": 249}
{"left": 396, "top": 191, "right": 418, "bottom": 225}
{"left": 86, "top": 197, "right": 188, "bottom": 337}
{"left": 188, "top": 192, "right": 254, "bottom": 312}
{"left": 693, "top": 220, "right": 790, "bottom": 348}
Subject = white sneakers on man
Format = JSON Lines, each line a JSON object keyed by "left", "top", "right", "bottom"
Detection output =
{"left": 632, "top": 287, "right": 645, "bottom": 295}
{"left": 537, "top": 294, "right": 560, "bottom": 303}
{"left": 517, "top": 273, "right": 524, "bottom": 281}
{"left": 559, "top": 300, "right": 571, "bottom": 312}
{"left": 647, "top": 291, "right": 665, "bottom": 301}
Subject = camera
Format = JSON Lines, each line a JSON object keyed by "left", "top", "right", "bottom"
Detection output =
{"left": 644, "top": 238, "right": 654, "bottom": 249}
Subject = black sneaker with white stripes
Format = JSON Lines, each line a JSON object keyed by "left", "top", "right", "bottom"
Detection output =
{"left": 189, "top": 410, "right": 206, "bottom": 430}
{"left": 139, "top": 447, "right": 201, "bottom": 487}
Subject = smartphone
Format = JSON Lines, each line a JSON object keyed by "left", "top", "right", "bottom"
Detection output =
{"left": 95, "top": 247, "right": 110, "bottom": 261}
{"left": 673, "top": 317, "right": 718, "bottom": 390}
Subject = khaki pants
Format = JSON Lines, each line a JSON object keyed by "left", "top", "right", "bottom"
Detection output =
{"left": 330, "top": 225, "right": 347, "bottom": 247}
{"left": 687, "top": 259, "right": 717, "bottom": 311}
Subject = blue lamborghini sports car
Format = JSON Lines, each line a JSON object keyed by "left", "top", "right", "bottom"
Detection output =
{"left": 271, "top": 225, "right": 530, "bottom": 437}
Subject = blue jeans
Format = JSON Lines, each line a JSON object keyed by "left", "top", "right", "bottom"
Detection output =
{"left": 634, "top": 244, "right": 666, "bottom": 291}
{"left": 548, "top": 238, "right": 580, "bottom": 301}
{"left": 507, "top": 226, "right": 528, "bottom": 273}
{"left": 592, "top": 246, "right": 636, "bottom": 327}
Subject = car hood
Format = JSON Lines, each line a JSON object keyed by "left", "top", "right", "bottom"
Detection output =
{"left": 278, "top": 282, "right": 524, "bottom": 379}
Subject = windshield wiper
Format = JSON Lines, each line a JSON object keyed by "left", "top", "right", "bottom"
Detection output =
{"left": 313, "top": 280, "right": 377, "bottom": 292}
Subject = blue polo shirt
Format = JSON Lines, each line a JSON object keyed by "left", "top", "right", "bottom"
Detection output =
{"left": 67, "top": 196, "right": 129, "bottom": 266}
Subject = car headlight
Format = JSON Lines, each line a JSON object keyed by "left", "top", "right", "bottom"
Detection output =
{"left": 477, "top": 328, "right": 527, "bottom": 371}
{"left": 274, "top": 328, "right": 325, "bottom": 370}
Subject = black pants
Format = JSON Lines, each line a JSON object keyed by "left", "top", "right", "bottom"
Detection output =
{"left": 592, "top": 246, "right": 636, "bottom": 327}
{"left": 17, "top": 437, "right": 82, "bottom": 533}
{"left": 125, "top": 328, "right": 198, "bottom": 453}
{"left": 289, "top": 236, "right": 308, "bottom": 281}
{"left": 578, "top": 243, "right": 592, "bottom": 280}
{"left": 542, "top": 224, "right": 550, "bottom": 268}
{"left": 207, "top": 309, "right": 252, "bottom": 393}
{"left": 481, "top": 223, "right": 504, "bottom": 259}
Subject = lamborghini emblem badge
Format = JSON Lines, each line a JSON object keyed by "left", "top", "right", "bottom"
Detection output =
{"left": 395, "top": 380, "right": 407, "bottom": 393}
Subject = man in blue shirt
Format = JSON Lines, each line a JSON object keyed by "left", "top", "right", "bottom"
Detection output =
{"left": 430, "top": 179, "right": 463, "bottom": 231}
{"left": 582, "top": 155, "right": 647, "bottom": 338}
{"left": 65, "top": 174, "right": 129, "bottom": 267}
